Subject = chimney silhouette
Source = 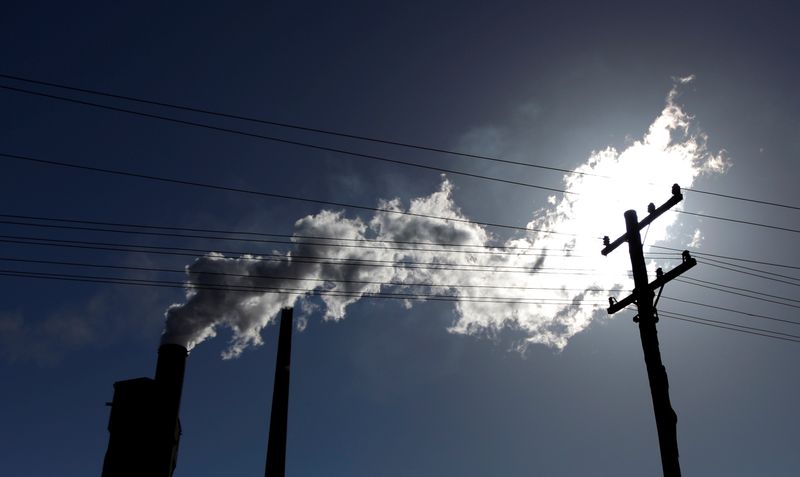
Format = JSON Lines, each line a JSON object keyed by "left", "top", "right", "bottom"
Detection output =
{"left": 101, "top": 344, "right": 188, "bottom": 477}
{"left": 265, "top": 307, "right": 293, "bottom": 477}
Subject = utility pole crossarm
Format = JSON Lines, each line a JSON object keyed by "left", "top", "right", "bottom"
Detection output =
{"left": 601, "top": 184, "right": 683, "bottom": 256}
{"left": 607, "top": 252, "right": 697, "bottom": 314}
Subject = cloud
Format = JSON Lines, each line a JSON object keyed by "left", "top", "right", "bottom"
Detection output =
{"left": 672, "top": 74, "right": 696, "bottom": 85}
{"left": 163, "top": 81, "right": 729, "bottom": 358}
{"left": 689, "top": 229, "right": 703, "bottom": 249}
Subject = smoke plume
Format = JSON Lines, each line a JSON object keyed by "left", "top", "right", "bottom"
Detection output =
{"left": 163, "top": 81, "right": 728, "bottom": 358}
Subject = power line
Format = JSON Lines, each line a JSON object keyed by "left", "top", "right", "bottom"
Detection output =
{"left": 7, "top": 85, "right": 799, "bottom": 243}
{"left": 650, "top": 245, "right": 800, "bottom": 271}
{"left": 3, "top": 264, "right": 797, "bottom": 343}
{"left": 8, "top": 149, "right": 796, "bottom": 244}
{"left": 0, "top": 269, "right": 609, "bottom": 306}
{"left": 649, "top": 249, "right": 800, "bottom": 286}
{"left": 699, "top": 260, "right": 800, "bottom": 288}
{"left": 682, "top": 187, "right": 800, "bottom": 211}
{"left": 0, "top": 84, "right": 572, "bottom": 195}
{"left": 0, "top": 256, "right": 624, "bottom": 293}
{"left": 0, "top": 152, "right": 578, "bottom": 236}
{"left": 0, "top": 73, "right": 597, "bottom": 178}
{"left": 675, "top": 278, "right": 800, "bottom": 309}
{"left": 1, "top": 235, "right": 637, "bottom": 276}
{"left": 660, "top": 310, "right": 800, "bottom": 340}
{"left": 2, "top": 267, "right": 794, "bottom": 344}
{"left": 0, "top": 233, "right": 593, "bottom": 272}
{"left": 661, "top": 296, "right": 800, "bottom": 327}
{"left": 7, "top": 83, "right": 800, "bottom": 236}
{"left": 4, "top": 73, "right": 798, "bottom": 212}
{"left": 2, "top": 212, "right": 673, "bottom": 262}
{"left": 0, "top": 218, "right": 592, "bottom": 258}
{"left": 659, "top": 311, "right": 800, "bottom": 344}
{"left": 0, "top": 213, "right": 555, "bottom": 251}
{"left": 678, "top": 276, "right": 800, "bottom": 304}
{"left": 8, "top": 214, "right": 793, "bottom": 277}
{"left": 675, "top": 210, "right": 800, "bottom": 234}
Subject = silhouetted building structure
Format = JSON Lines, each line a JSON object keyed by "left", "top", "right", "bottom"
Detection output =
{"left": 101, "top": 343, "right": 187, "bottom": 477}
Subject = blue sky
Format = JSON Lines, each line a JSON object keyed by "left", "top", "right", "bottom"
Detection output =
{"left": 1, "top": 1, "right": 799, "bottom": 476}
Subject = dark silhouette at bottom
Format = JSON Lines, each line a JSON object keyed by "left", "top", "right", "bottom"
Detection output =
{"left": 265, "top": 307, "right": 294, "bottom": 477}
{"left": 101, "top": 343, "right": 187, "bottom": 477}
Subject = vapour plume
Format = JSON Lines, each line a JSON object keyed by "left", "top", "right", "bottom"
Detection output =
{"left": 162, "top": 81, "right": 728, "bottom": 358}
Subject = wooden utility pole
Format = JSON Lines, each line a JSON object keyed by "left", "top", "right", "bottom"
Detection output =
{"left": 265, "top": 307, "right": 294, "bottom": 477}
{"left": 601, "top": 184, "right": 697, "bottom": 477}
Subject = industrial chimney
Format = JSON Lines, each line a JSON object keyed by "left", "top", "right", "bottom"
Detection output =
{"left": 101, "top": 344, "right": 188, "bottom": 477}
{"left": 265, "top": 307, "right": 294, "bottom": 477}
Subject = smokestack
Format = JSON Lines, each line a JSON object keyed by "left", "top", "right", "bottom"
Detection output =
{"left": 265, "top": 307, "right": 293, "bottom": 477}
{"left": 154, "top": 343, "right": 188, "bottom": 475}
{"left": 101, "top": 344, "right": 188, "bottom": 477}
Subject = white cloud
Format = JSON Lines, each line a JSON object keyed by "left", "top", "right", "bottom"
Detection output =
{"left": 672, "top": 74, "right": 696, "bottom": 85}
{"left": 689, "top": 229, "right": 703, "bottom": 248}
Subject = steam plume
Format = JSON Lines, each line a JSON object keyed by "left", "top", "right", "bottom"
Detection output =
{"left": 163, "top": 81, "right": 727, "bottom": 358}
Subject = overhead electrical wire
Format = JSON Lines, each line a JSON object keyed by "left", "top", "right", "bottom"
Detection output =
{"left": 651, "top": 244, "right": 800, "bottom": 270}
{"left": 10, "top": 217, "right": 799, "bottom": 299}
{"left": 3, "top": 73, "right": 798, "bottom": 212}
{"left": 2, "top": 262, "right": 796, "bottom": 343}
{"left": 1, "top": 267, "right": 796, "bottom": 344}
{"left": 0, "top": 212, "right": 673, "bottom": 263}
{"left": 0, "top": 152, "right": 587, "bottom": 237}
{"left": 2, "top": 74, "right": 799, "bottom": 346}
{"left": 1, "top": 235, "right": 639, "bottom": 277}
{"left": 674, "top": 210, "right": 800, "bottom": 235}
{"left": 698, "top": 256, "right": 800, "bottom": 282}
{"left": 0, "top": 218, "right": 594, "bottom": 258}
{"left": 659, "top": 311, "right": 800, "bottom": 344}
{"left": 0, "top": 256, "right": 625, "bottom": 293}
{"left": 645, "top": 250, "right": 800, "bottom": 287}
{"left": 661, "top": 296, "right": 800, "bottom": 327}
{"left": 0, "top": 213, "right": 560, "bottom": 251}
{"left": 1, "top": 83, "right": 795, "bottom": 235}
{"left": 0, "top": 269, "right": 608, "bottom": 306}
{"left": 7, "top": 238, "right": 797, "bottom": 322}
{"left": 0, "top": 84, "right": 572, "bottom": 195}
{"left": 0, "top": 233, "right": 594, "bottom": 272}
{"left": 4, "top": 149, "right": 796, "bottom": 242}
{"left": 699, "top": 260, "right": 800, "bottom": 288}
{"left": 10, "top": 214, "right": 796, "bottom": 282}
{"left": 674, "top": 277, "right": 800, "bottom": 309}
{"left": 660, "top": 310, "right": 800, "bottom": 340}
{"left": 679, "top": 188, "right": 800, "bottom": 212}
{"left": 3, "top": 84, "right": 799, "bottom": 234}
{"left": 0, "top": 73, "right": 599, "bottom": 178}
{"left": 678, "top": 276, "right": 800, "bottom": 304}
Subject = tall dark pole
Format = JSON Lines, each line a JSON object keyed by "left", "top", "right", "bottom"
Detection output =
{"left": 625, "top": 210, "right": 681, "bottom": 477}
{"left": 602, "top": 185, "right": 696, "bottom": 476}
{"left": 265, "top": 307, "right": 293, "bottom": 477}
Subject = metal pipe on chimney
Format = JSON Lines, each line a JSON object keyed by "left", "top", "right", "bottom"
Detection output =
{"left": 265, "top": 307, "right": 293, "bottom": 477}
